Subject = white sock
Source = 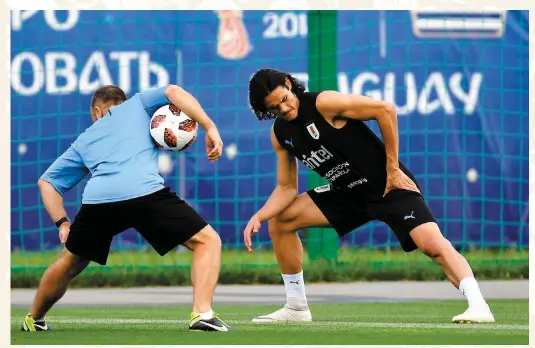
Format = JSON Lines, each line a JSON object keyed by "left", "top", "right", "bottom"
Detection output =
{"left": 459, "top": 277, "right": 487, "bottom": 308}
{"left": 282, "top": 271, "right": 308, "bottom": 310}
{"left": 196, "top": 310, "right": 213, "bottom": 320}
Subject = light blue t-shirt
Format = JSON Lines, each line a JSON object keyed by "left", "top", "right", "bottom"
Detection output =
{"left": 41, "top": 86, "right": 171, "bottom": 204}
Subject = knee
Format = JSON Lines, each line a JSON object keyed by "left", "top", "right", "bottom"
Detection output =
{"left": 419, "top": 237, "right": 455, "bottom": 259}
{"left": 59, "top": 248, "right": 89, "bottom": 278}
{"left": 187, "top": 225, "right": 222, "bottom": 250}
{"left": 268, "top": 215, "right": 296, "bottom": 238}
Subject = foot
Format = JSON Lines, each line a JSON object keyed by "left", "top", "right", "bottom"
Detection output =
{"left": 252, "top": 306, "right": 312, "bottom": 323}
{"left": 21, "top": 315, "right": 52, "bottom": 332}
{"left": 452, "top": 304, "right": 495, "bottom": 323}
{"left": 189, "top": 312, "right": 235, "bottom": 332}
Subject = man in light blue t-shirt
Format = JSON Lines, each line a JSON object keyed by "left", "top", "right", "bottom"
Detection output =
{"left": 21, "top": 84, "right": 234, "bottom": 332}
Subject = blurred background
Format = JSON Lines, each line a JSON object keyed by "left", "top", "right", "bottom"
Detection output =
{"left": 10, "top": 10, "right": 528, "bottom": 286}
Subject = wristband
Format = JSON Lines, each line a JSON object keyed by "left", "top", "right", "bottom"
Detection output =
{"left": 55, "top": 217, "right": 71, "bottom": 228}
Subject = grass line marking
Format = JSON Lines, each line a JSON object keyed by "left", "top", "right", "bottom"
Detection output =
{"left": 10, "top": 317, "right": 527, "bottom": 331}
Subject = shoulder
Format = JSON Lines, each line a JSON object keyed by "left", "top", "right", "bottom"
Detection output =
{"left": 138, "top": 85, "right": 170, "bottom": 99}
{"left": 107, "top": 96, "right": 146, "bottom": 118}
{"left": 270, "top": 123, "right": 288, "bottom": 154}
{"left": 315, "top": 90, "right": 343, "bottom": 111}
{"left": 272, "top": 119, "right": 290, "bottom": 141}
{"left": 299, "top": 91, "right": 321, "bottom": 104}
{"left": 61, "top": 144, "right": 82, "bottom": 159}
{"left": 123, "top": 93, "right": 143, "bottom": 107}
{"left": 272, "top": 119, "right": 285, "bottom": 141}
{"left": 314, "top": 90, "right": 356, "bottom": 120}
{"left": 273, "top": 117, "right": 283, "bottom": 130}
{"left": 300, "top": 90, "right": 339, "bottom": 114}
{"left": 137, "top": 86, "right": 172, "bottom": 115}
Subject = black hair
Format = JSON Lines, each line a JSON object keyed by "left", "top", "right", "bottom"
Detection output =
{"left": 91, "top": 85, "right": 127, "bottom": 107}
{"left": 248, "top": 68, "right": 306, "bottom": 120}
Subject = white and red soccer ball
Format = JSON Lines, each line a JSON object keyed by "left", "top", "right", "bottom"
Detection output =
{"left": 150, "top": 104, "right": 198, "bottom": 152}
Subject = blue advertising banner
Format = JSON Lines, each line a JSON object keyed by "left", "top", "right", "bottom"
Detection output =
{"left": 11, "top": 10, "right": 528, "bottom": 252}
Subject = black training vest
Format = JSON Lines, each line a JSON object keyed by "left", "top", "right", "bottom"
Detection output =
{"left": 273, "top": 91, "right": 419, "bottom": 202}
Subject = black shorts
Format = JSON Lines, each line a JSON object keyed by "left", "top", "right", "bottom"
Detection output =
{"left": 65, "top": 187, "right": 208, "bottom": 265}
{"left": 307, "top": 185, "right": 437, "bottom": 252}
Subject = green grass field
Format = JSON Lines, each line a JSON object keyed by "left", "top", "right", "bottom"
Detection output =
{"left": 11, "top": 300, "right": 528, "bottom": 345}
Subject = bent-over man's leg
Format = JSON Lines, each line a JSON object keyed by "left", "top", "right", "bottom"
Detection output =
{"left": 253, "top": 186, "right": 372, "bottom": 323}
{"left": 367, "top": 188, "right": 494, "bottom": 323}
{"left": 409, "top": 223, "right": 494, "bottom": 323}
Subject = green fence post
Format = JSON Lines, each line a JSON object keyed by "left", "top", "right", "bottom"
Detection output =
{"left": 306, "top": 10, "right": 339, "bottom": 261}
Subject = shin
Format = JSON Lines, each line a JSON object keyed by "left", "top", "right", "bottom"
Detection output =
{"left": 183, "top": 225, "right": 222, "bottom": 315}
{"left": 411, "top": 222, "right": 487, "bottom": 307}
{"left": 29, "top": 248, "right": 89, "bottom": 319}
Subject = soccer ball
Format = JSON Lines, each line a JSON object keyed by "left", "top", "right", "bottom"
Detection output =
{"left": 150, "top": 104, "right": 198, "bottom": 152}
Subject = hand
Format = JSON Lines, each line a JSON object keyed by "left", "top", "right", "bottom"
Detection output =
{"left": 243, "top": 214, "right": 261, "bottom": 253}
{"left": 58, "top": 222, "right": 71, "bottom": 244}
{"left": 205, "top": 126, "right": 223, "bottom": 163}
{"left": 383, "top": 168, "right": 420, "bottom": 196}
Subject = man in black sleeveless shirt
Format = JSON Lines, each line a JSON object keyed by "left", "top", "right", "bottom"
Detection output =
{"left": 244, "top": 69, "right": 495, "bottom": 324}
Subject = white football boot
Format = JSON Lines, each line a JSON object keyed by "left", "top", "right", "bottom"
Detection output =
{"left": 252, "top": 305, "right": 312, "bottom": 323}
{"left": 452, "top": 303, "right": 495, "bottom": 323}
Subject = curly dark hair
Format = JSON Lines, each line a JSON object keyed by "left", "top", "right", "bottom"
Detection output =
{"left": 248, "top": 68, "right": 306, "bottom": 120}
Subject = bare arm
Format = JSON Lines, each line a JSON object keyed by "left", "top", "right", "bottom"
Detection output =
{"left": 243, "top": 126, "right": 298, "bottom": 252}
{"left": 38, "top": 145, "right": 88, "bottom": 242}
{"left": 164, "top": 84, "right": 223, "bottom": 162}
{"left": 316, "top": 90, "right": 419, "bottom": 194}
{"left": 317, "top": 90, "right": 399, "bottom": 171}
{"left": 39, "top": 146, "right": 88, "bottom": 223}
{"left": 164, "top": 85, "right": 216, "bottom": 132}
{"left": 256, "top": 127, "right": 299, "bottom": 223}
{"left": 38, "top": 179, "right": 69, "bottom": 224}
{"left": 39, "top": 179, "right": 72, "bottom": 243}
